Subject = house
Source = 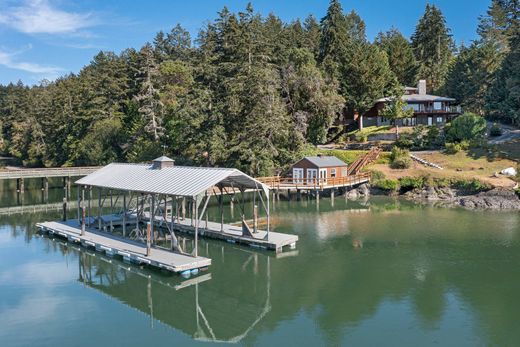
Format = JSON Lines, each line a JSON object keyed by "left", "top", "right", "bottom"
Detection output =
{"left": 360, "top": 80, "right": 462, "bottom": 129}
{"left": 290, "top": 155, "right": 348, "bottom": 184}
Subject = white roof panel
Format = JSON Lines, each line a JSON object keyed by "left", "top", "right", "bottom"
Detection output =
{"left": 75, "top": 163, "right": 268, "bottom": 197}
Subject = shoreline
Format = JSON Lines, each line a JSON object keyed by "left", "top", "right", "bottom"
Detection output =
{"left": 346, "top": 183, "right": 520, "bottom": 210}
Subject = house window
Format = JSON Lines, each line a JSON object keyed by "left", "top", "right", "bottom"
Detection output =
{"left": 436, "top": 117, "right": 443, "bottom": 123}
{"left": 411, "top": 104, "right": 420, "bottom": 111}
{"left": 433, "top": 102, "right": 442, "bottom": 110}
{"left": 331, "top": 168, "right": 337, "bottom": 178}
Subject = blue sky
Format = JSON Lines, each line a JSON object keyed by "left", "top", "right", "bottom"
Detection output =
{"left": 0, "top": 0, "right": 490, "bottom": 85}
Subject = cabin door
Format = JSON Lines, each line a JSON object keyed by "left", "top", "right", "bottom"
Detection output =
{"left": 293, "top": 168, "right": 304, "bottom": 184}
{"left": 306, "top": 169, "right": 317, "bottom": 185}
{"left": 319, "top": 168, "right": 327, "bottom": 185}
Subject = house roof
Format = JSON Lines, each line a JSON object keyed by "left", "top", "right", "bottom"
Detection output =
{"left": 376, "top": 94, "right": 455, "bottom": 103}
{"left": 300, "top": 156, "right": 347, "bottom": 168}
{"left": 76, "top": 163, "right": 268, "bottom": 198}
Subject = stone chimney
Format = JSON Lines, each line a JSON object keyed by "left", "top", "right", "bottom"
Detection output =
{"left": 151, "top": 156, "right": 175, "bottom": 169}
{"left": 418, "top": 79, "right": 427, "bottom": 95}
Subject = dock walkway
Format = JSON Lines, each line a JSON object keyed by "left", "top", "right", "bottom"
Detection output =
{"left": 139, "top": 213, "right": 298, "bottom": 252}
{"left": 37, "top": 220, "right": 211, "bottom": 273}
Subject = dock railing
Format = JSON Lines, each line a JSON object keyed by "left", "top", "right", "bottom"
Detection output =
{"left": 257, "top": 171, "right": 371, "bottom": 190}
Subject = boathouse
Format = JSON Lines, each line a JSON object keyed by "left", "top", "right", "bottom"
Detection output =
{"left": 37, "top": 156, "right": 299, "bottom": 273}
{"left": 290, "top": 155, "right": 348, "bottom": 184}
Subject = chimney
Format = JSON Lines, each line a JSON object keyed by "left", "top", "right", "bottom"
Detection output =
{"left": 418, "top": 80, "right": 427, "bottom": 95}
{"left": 151, "top": 156, "right": 175, "bottom": 169}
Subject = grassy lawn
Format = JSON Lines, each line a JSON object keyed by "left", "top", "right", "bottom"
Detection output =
{"left": 302, "top": 147, "right": 368, "bottom": 164}
{"left": 368, "top": 150, "right": 518, "bottom": 188}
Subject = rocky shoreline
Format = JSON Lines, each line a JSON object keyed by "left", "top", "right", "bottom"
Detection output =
{"left": 345, "top": 183, "right": 520, "bottom": 210}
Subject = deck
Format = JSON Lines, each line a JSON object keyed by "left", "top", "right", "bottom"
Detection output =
{"left": 36, "top": 220, "right": 211, "bottom": 273}
{"left": 257, "top": 172, "right": 371, "bottom": 191}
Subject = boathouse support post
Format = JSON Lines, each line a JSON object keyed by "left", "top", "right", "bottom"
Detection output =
{"left": 146, "top": 222, "right": 151, "bottom": 256}
{"left": 62, "top": 197, "right": 67, "bottom": 221}
{"left": 109, "top": 189, "right": 113, "bottom": 231}
{"left": 87, "top": 186, "right": 92, "bottom": 227}
{"left": 77, "top": 185, "right": 81, "bottom": 223}
{"left": 266, "top": 189, "right": 270, "bottom": 237}
{"left": 218, "top": 186, "right": 224, "bottom": 232}
{"left": 98, "top": 189, "right": 102, "bottom": 230}
{"left": 122, "top": 193, "right": 127, "bottom": 238}
{"left": 194, "top": 197, "right": 199, "bottom": 258}
{"left": 151, "top": 194, "right": 155, "bottom": 245}
{"left": 181, "top": 197, "right": 186, "bottom": 220}
{"left": 81, "top": 187, "right": 85, "bottom": 236}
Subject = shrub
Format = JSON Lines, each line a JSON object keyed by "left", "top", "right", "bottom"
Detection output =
{"left": 375, "top": 179, "right": 399, "bottom": 192}
{"left": 395, "top": 134, "right": 413, "bottom": 149}
{"left": 399, "top": 176, "right": 425, "bottom": 190}
{"left": 489, "top": 123, "right": 503, "bottom": 137}
{"left": 368, "top": 169, "right": 386, "bottom": 181}
{"left": 446, "top": 112, "right": 487, "bottom": 142}
{"left": 389, "top": 146, "right": 411, "bottom": 169}
{"left": 444, "top": 140, "right": 469, "bottom": 154}
{"left": 452, "top": 178, "right": 491, "bottom": 193}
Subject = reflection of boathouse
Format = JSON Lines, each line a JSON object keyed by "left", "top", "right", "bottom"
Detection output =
{"left": 76, "top": 242, "right": 272, "bottom": 343}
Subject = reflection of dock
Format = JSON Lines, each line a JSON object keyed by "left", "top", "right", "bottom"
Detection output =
{"left": 37, "top": 220, "right": 211, "bottom": 273}
{"left": 71, "top": 239, "right": 273, "bottom": 344}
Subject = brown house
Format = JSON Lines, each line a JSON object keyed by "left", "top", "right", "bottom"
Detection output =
{"left": 290, "top": 156, "right": 348, "bottom": 184}
{"left": 360, "top": 80, "right": 462, "bottom": 129}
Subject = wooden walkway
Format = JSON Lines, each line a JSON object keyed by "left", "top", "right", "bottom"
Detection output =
{"left": 0, "top": 166, "right": 100, "bottom": 180}
{"left": 37, "top": 220, "right": 211, "bottom": 274}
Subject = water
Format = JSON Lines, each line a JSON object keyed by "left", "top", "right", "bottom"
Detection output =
{"left": 1, "top": 182, "right": 520, "bottom": 346}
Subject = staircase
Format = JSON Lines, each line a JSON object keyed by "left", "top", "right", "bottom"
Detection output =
{"left": 347, "top": 146, "right": 381, "bottom": 175}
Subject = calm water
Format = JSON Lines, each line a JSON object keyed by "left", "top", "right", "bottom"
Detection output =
{"left": 1, "top": 180, "right": 520, "bottom": 346}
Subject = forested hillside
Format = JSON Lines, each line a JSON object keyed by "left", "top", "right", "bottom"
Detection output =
{"left": 0, "top": 0, "right": 518, "bottom": 174}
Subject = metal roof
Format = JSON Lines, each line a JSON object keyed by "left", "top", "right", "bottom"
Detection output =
{"left": 376, "top": 94, "right": 455, "bottom": 103}
{"left": 302, "top": 156, "right": 347, "bottom": 168}
{"left": 75, "top": 163, "right": 268, "bottom": 198}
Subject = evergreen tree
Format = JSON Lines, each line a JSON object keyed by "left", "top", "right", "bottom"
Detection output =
{"left": 411, "top": 4, "right": 455, "bottom": 92}
{"left": 319, "top": 0, "right": 350, "bottom": 80}
{"left": 134, "top": 44, "right": 164, "bottom": 143}
{"left": 445, "top": 42, "right": 501, "bottom": 115}
{"left": 375, "top": 27, "right": 418, "bottom": 86}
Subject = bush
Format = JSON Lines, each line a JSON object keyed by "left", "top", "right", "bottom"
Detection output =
{"left": 444, "top": 140, "right": 469, "bottom": 154}
{"left": 375, "top": 179, "right": 399, "bottom": 192}
{"left": 490, "top": 123, "right": 503, "bottom": 137}
{"left": 389, "top": 146, "right": 411, "bottom": 169}
{"left": 399, "top": 176, "right": 425, "bottom": 190}
{"left": 446, "top": 112, "right": 487, "bottom": 142}
{"left": 452, "top": 178, "right": 491, "bottom": 193}
{"left": 368, "top": 169, "right": 386, "bottom": 181}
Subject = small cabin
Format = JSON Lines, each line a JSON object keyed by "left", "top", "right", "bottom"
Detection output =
{"left": 290, "top": 156, "right": 348, "bottom": 183}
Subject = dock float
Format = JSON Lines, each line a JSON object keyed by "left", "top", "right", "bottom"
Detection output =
{"left": 37, "top": 220, "right": 211, "bottom": 274}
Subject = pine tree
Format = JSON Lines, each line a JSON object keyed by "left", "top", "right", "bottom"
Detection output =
{"left": 319, "top": 0, "right": 350, "bottom": 80}
{"left": 411, "top": 4, "right": 455, "bottom": 93}
{"left": 134, "top": 44, "right": 164, "bottom": 142}
{"left": 375, "top": 27, "right": 418, "bottom": 86}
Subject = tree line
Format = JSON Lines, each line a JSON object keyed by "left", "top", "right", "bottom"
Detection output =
{"left": 0, "top": 0, "right": 518, "bottom": 174}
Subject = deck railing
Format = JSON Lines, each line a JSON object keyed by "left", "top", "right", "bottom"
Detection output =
{"left": 257, "top": 172, "right": 371, "bottom": 190}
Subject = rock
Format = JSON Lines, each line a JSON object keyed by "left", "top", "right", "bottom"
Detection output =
{"left": 345, "top": 183, "right": 371, "bottom": 199}
{"left": 500, "top": 167, "right": 517, "bottom": 176}
{"left": 456, "top": 189, "right": 520, "bottom": 210}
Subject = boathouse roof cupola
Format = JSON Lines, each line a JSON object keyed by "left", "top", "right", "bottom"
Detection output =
{"left": 152, "top": 156, "right": 175, "bottom": 169}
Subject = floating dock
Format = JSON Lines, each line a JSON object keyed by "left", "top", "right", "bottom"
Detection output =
{"left": 37, "top": 220, "right": 211, "bottom": 274}
{"left": 138, "top": 213, "right": 298, "bottom": 252}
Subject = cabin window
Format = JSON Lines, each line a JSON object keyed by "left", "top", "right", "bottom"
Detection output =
{"left": 341, "top": 168, "right": 348, "bottom": 177}
{"left": 433, "top": 102, "right": 442, "bottom": 110}
{"left": 331, "top": 168, "right": 337, "bottom": 178}
{"left": 436, "top": 117, "right": 443, "bottom": 123}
